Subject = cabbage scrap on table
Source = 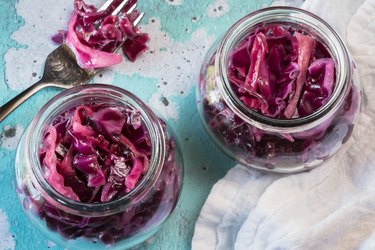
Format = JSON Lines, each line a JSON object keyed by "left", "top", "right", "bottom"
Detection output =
{"left": 52, "top": 0, "right": 149, "bottom": 69}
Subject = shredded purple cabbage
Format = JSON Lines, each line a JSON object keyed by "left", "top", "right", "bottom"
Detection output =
{"left": 33, "top": 103, "right": 181, "bottom": 246}
{"left": 53, "top": 0, "right": 149, "bottom": 69}
{"left": 228, "top": 25, "right": 335, "bottom": 119}
{"left": 200, "top": 24, "right": 361, "bottom": 170}
{"left": 39, "top": 104, "right": 150, "bottom": 203}
{"left": 299, "top": 58, "right": 335, "bottom": 116}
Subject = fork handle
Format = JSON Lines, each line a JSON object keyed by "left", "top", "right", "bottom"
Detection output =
{"left": 0, "top": 81, "right": 47, "bottom": 123}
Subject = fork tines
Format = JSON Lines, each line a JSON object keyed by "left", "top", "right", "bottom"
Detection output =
{"left": 98, "top": 0, "right": 144, "bottom": 25}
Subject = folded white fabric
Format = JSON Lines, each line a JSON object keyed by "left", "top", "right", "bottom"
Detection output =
{"left": 192, "top": 0, "right": 375, "bottom": 249}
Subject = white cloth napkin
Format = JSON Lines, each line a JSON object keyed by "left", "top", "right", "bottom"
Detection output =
{"left": 192, "top": 0, "right": 375, "bottom": 249}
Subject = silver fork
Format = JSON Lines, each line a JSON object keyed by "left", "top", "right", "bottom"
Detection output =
{"left": 0, "top": 0, "right": 144, "bottom": 122}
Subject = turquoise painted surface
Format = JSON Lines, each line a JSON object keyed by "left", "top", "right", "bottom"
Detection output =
{"left": 0, "top": 0, "right": 272, "bottom": 249}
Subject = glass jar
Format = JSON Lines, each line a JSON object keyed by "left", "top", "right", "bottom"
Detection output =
{"left": 197, "top": 7, "right": 362, "bottom": 173}
{"left": 15, "top": 84, "right": 183, "bottom": 249}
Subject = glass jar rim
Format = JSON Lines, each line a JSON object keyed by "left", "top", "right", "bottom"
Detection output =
{"left": 25, "top": 84, "right": 166, "bottom": 216}
{"left": 215, "top": 6, "right": 352, "bottom": 133}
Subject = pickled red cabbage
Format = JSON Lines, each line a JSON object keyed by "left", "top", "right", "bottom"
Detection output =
{"left": 39, "top": 104, "right": 151, "bottom": 203}
{"left": 33, "top": 103, "right": 181, "bottom": 246}
{"left": 228, "top": 25, "right": 335, "bottom": 118}
{"left": 53, "top": 0, "right": 149, "bottom": 69}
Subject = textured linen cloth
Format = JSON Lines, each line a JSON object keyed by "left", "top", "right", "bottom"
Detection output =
{"left": 192, "top": 0, "right": 375, "bottom": 249}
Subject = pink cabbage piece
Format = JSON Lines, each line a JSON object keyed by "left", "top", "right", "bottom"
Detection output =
{"left": 73, "top": 154, "right": 106, "bottom": 187}
{"left": 58, "top": 147, "right": 96, "bottom": 202}
{"left": 39, "top": 104, "right": 152, "bottom": 203}
{"left": 283, "top": 33, "right": 316, "bottom": 118}
{"left": 298, "top": 58, "right": 335, "bottom": 116}
{"left": 100, "top": 155, "right": 129, "bottom": 202}
{"left": 66, "top": 12, "right": 122, "bottom": 69}
{"left": 228, "top": 25, "right": 336, "bottom": 119}
{"left": 242, "top": 33, "right": 272, "bottom": 113}
{"left": 40, "top": 126, "right": 80, "bottom": 201}
{"left": 56, "top": 0, "right": 149, "bottom": 69}
{"left": 124, "top": 156, "right": 143, "bottom": 192}
{"left": 90, "top": 107, "right": 126, "bottom": 138}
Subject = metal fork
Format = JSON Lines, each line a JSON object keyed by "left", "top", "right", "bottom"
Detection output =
{"left": 0, "top": 0, "right": 144, "bottom": 122}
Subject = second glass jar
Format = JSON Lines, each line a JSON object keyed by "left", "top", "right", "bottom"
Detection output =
{"left": 197, "top": 7, "right": 362, "bottom": 173}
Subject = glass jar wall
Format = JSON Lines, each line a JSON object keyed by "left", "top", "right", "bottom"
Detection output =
{"left": 197, "top": 7, "right": 362, "bottom": 173}
{"left": 15, "top": 84, "right": 183, "bottom": 249}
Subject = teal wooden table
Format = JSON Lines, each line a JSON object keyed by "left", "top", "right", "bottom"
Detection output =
{"left": 0, "top": 0, "right": 284, "bottom": 249}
